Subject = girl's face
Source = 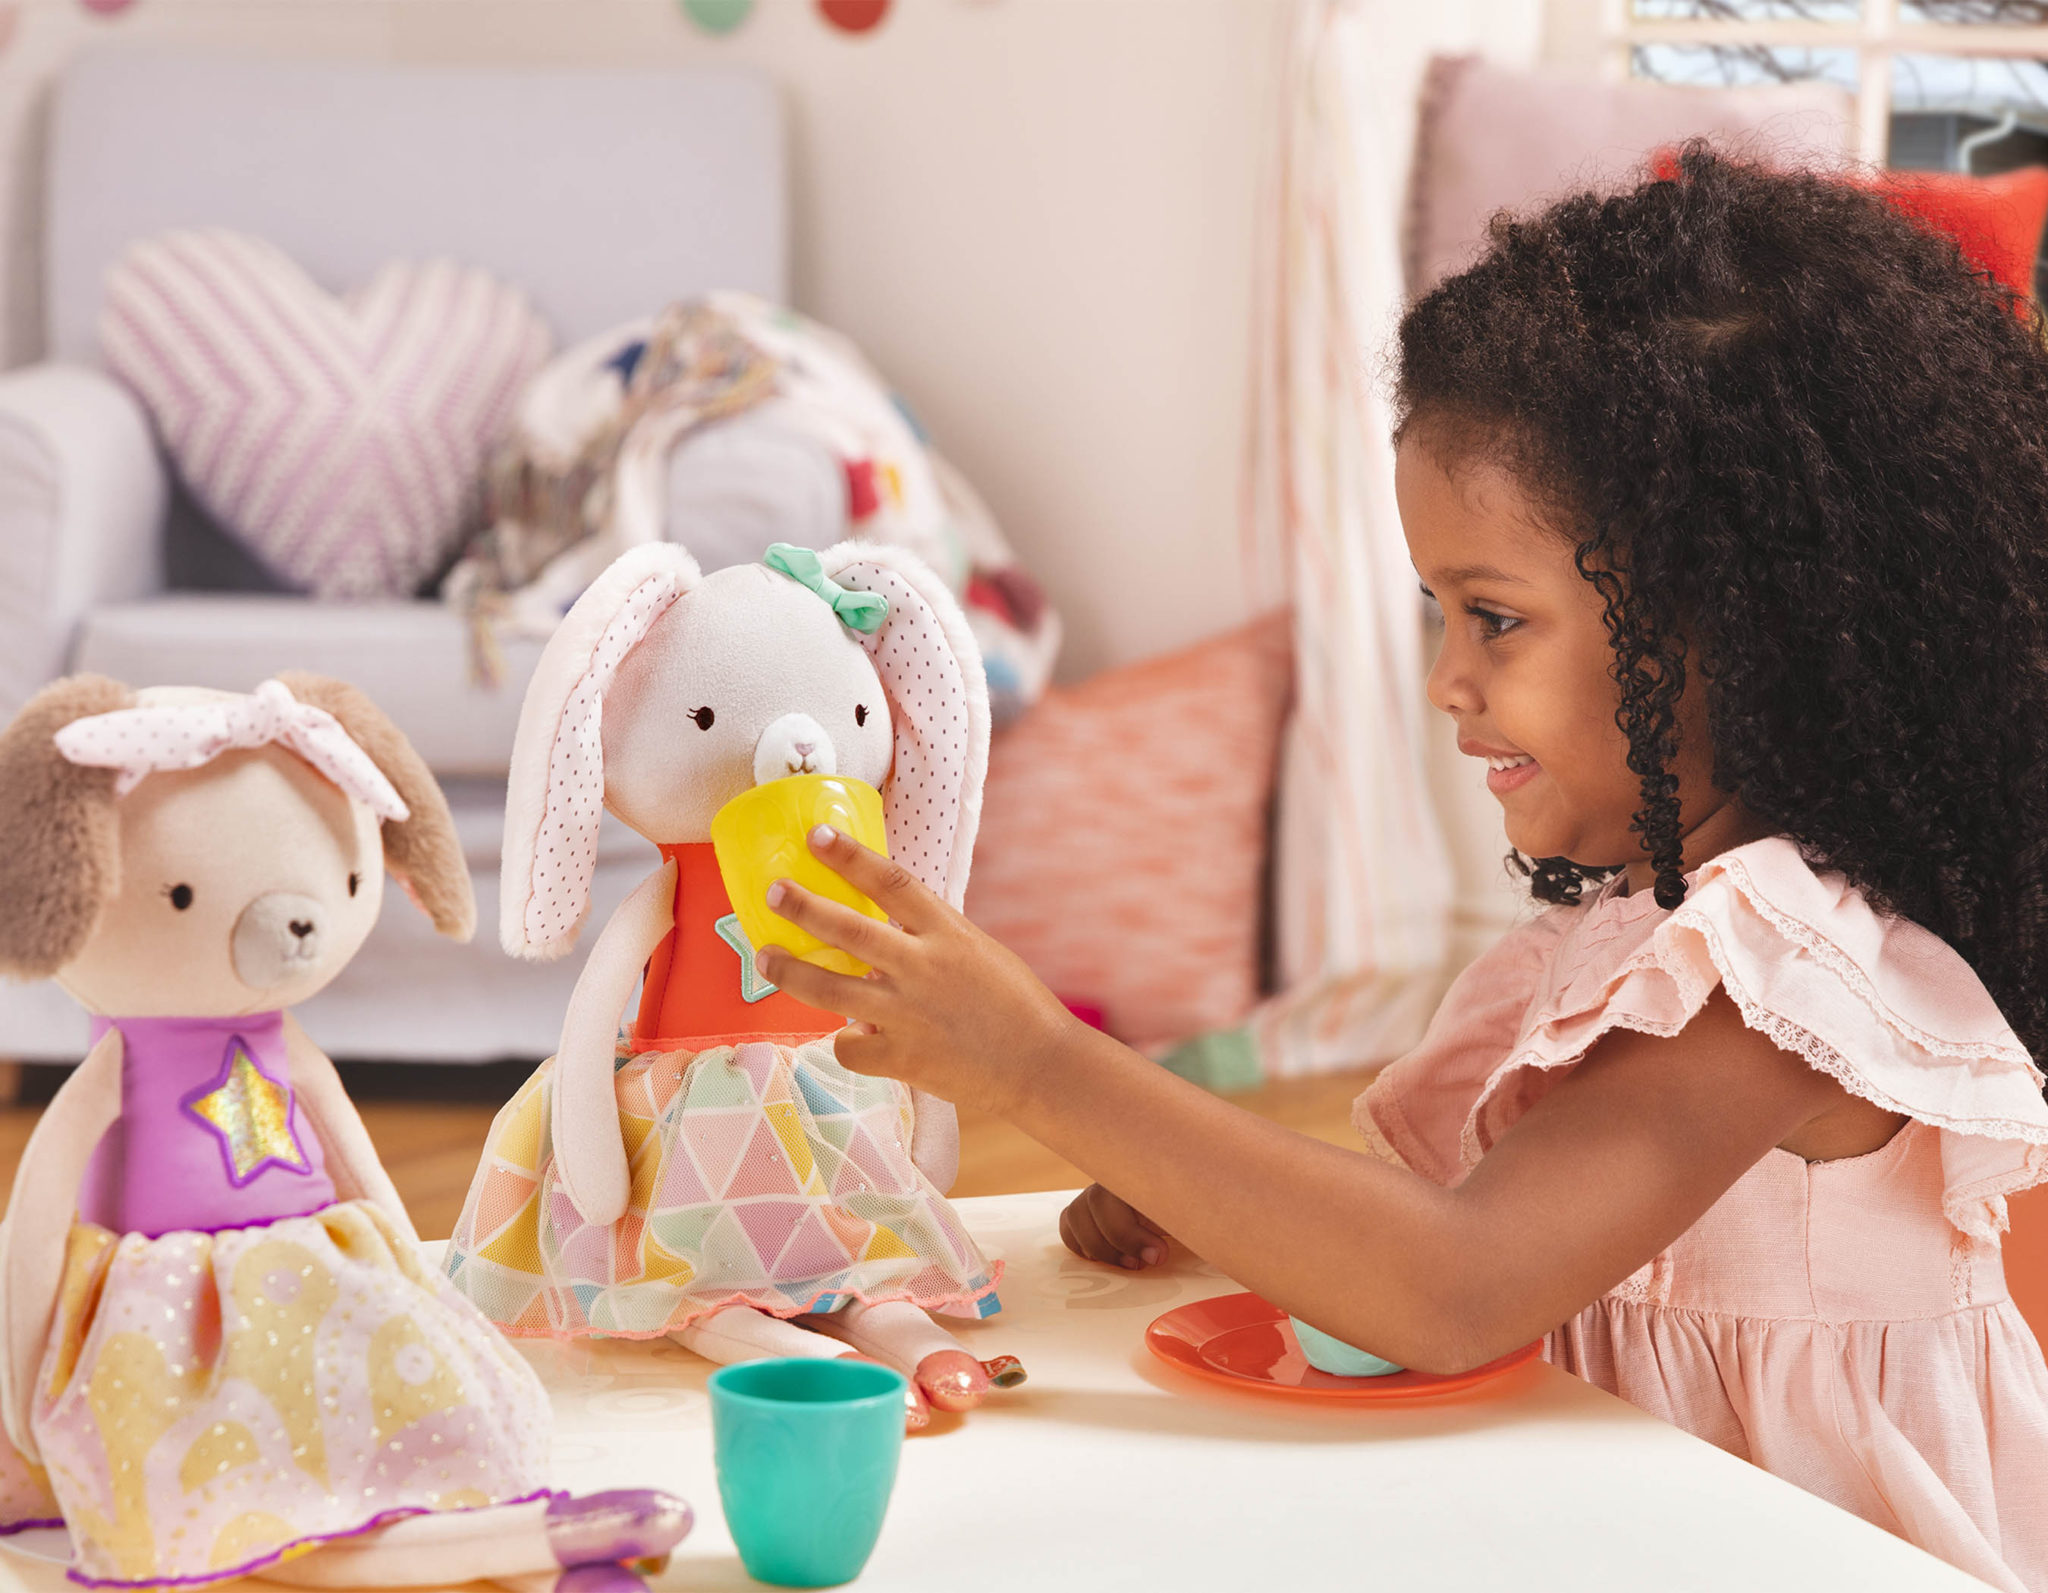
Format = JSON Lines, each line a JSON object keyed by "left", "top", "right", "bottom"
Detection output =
{"left": 1396, "top": 435, "right": 1750, "bottom": 888}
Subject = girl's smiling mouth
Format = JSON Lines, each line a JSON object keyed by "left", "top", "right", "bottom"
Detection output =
{"left": 1459, "top": 739, "right": 1540, "bottom": 794}
{"left": 1485, "top": 756, "right": 1539, "bottom": 794}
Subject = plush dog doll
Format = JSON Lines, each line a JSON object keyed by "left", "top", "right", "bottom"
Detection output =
{"left": 447, "top": 541, "right": 1019, "bottom": 1430}
{"left": 0, "top": 675, "right": 691, "bottom": 1592}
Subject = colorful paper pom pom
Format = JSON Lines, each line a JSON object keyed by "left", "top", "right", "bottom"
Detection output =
{"left": 681, "top": 0, "right": 753, "bottom": 34}
{"left": 819, "top": 0, "right": 890, "bottom": 34}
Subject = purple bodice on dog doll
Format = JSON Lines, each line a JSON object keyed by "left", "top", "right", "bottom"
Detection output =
{"left": 78, "top": 1012, "right": 336, "bottom": 1237}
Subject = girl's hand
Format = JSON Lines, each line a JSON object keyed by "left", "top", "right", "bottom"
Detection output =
{"left": 753, "top": 826, "right": 1086, "bottom": 1115}
{"left": 1059, "top": 1184, "right": 1170, "bottom": 1270}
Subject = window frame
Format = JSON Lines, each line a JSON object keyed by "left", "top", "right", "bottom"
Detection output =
{"left": 1593, "top": 0, "right": 2048, "bottom": 160}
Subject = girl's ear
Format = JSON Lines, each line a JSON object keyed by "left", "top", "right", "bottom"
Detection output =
{"left": 0, "top": 675, "right": 134, "bottom": 979}
{"left": 820, "top": 542, "right": 991, "bottom": 908}
{"left": 277, "top": 673, "right": 477, "bottom": 942}
{"left": 500, "top": 542, "right": 700, "bottom": 960}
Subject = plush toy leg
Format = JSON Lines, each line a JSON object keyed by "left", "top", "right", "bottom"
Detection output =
{"left": 252, "top": 1490, "right": 690, "bottom": 1589}
{"left": 800, "top": 1299, "right": 991, "bottom": 1414}
{"left": 673, "top": 1303, "right": 932, "bottom": 1430}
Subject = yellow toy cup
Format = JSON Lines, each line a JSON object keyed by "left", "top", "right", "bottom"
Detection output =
{"left": 711, "top": 774, "right": 890, "bottom": 978}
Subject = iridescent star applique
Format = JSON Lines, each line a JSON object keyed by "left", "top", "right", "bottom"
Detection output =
{"left": 715, "top": 913, "right": 779, "bottom": 1004}
{"left": 182, "top": 1040, "right": 312, "bottom": 1186}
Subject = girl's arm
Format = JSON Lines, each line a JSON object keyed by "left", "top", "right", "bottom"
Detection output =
{"left": 281, "top": 1014, "right": 418, "bottom": 1245}
{"left": 759, "top": 831, "right": 1846, "bottom": 1375}
{"left": 552, "top": 858, "right": 676, "bottom": 1228}
{"left": 0, "top": 1026, "right": 123, "bottom": 1455}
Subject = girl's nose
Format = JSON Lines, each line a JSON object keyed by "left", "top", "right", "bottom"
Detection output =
{"left": 1426, "top": 636, "right": 1480, "bottom": 718}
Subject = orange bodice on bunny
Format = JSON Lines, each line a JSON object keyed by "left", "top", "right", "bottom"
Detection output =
{"left": 630, "top": 843, "right": 840, "bottom": 1051}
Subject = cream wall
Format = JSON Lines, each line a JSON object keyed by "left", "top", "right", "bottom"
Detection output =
{"left": 0, "top": 0, "right": 1545, "bottom": 962}
{"left": 0, "top": 0, "right": 1287, "bottom": 681}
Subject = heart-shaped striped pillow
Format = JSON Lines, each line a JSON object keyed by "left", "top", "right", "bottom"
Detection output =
{"left": 102, "top": 229, "right": 552, "bottom": 600}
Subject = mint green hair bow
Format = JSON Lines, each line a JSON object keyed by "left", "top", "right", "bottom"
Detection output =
{"left": 763, "top": 543, "right": 890, "bottom": 634}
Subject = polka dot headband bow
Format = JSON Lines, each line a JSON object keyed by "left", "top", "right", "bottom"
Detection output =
{"left": 53, "top": 679, "right": 410, "bottom": 820}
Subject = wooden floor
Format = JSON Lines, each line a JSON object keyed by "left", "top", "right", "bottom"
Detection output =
{"left": 0, "top": 1064, "right": 1379, "bottom": 1239}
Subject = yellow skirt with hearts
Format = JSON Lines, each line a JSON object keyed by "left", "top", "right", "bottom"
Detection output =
{"left": 0, "top": 1200, "right": 551, "bottom": 1587}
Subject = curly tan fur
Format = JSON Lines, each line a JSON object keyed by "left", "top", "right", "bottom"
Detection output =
{"left": 279, "top": 673, "right": 476, "bottom": 942}
{"left": 0, "top": 676, "right": 134, "bottom": 978}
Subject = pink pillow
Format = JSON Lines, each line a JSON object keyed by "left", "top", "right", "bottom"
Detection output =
{"left": 964, "top": 612, "right": 1293, "bottom": 1051}
{"left": 1408, "top": 56, "right": 1853, "bottom": 295}
{"left": 102, "top": 229, "right": 551, "bottom": 600}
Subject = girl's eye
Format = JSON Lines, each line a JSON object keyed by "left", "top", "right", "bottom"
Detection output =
{"left": 348, "top": 872, "right": 361, "bottom": 898}
{"left": 854, "top": 704, "right": 869, "bottom": 728}
{"left": 690, "top": 706, "right": 716, "bottom": 731}
{"left": 1468, "top": 605, "right": 1523, "bottom": 641}
{"left": 166, "top": 884, "right": 194, "bottom": 911}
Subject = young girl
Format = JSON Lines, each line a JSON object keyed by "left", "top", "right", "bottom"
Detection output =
{"left": 754, "top": 148, "right": 2048, "bottom": 1592}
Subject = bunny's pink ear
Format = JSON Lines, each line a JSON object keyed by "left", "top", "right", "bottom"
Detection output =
{"left": 501, "top": 544, "right": 698, "bottom": 959}
{"left": 823, "top": 543, "right": 990, "bottom": 907}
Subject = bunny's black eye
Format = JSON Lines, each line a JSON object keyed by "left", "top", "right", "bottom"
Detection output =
{"left": 348, "top": 872, "right": 361, "bottom": 898}
{"left": 854, "top": 704, "right": 869, "bottom": 728}
{"left": 690, "top": 706, "right": 716, "bottom": 732}
{"left": 166, "top": 884, "right": 194, "bottom": 911}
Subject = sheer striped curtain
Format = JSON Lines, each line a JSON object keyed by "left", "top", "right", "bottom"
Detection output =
{"left": 1245, "top": 0, "right": 1460, "bottom": 1077}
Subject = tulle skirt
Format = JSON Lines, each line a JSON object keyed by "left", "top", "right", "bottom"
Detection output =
{"left": 0, "top": 1201, "right": 551, "bottom": 1587}
{"left": 446, "top": 1037, "right": 1002, "bottom": 1339}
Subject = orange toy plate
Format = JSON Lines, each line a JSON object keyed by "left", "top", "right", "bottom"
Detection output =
{"left": 1146, "top": 1292, "right": 1540, "bottom": 1401}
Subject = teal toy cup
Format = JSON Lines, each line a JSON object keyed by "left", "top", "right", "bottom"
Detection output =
{"left": 1289, "top": 1315, "right": 1404, "bottom": 1377}
{"left": 708, "top": 1357, "right": 908, "bottom": 1587}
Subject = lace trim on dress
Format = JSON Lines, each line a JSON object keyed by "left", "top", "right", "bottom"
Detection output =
{"left": 1716, "top": 851, "right": 2041, "bottom": 1081}
{"left": 1352, "top": 1099, "right": 1403, "bottom": 1167}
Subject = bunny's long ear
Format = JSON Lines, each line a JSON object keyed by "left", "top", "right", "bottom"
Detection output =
{"left": 823, "top": 543, "right": 990, "bottom": 907}
{"left": 501, "top": 543, "right": 699, "bottom": 959}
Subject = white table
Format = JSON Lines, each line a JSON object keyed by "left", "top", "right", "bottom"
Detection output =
{"left": 0, "top": 1192, "right": 1990, "bottom": 1591}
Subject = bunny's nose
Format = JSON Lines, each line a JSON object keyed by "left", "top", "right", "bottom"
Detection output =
{"left": 289, "top": 920, "right": 314, "bottom": 940}
{"left": 754, "top": 713, "right": 838, "bottom": 786}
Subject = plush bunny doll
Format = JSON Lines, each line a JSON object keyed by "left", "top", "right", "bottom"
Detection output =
{"left": 0, "top": 675, "right": 691, "bottom": 1592}
{"left": 447, "top": 541, "right": 1018, "bottom": 1429}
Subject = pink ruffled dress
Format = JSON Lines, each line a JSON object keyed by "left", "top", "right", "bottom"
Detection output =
{"left": 1359, "top": 838, "right": 2048, "bottom": 1592}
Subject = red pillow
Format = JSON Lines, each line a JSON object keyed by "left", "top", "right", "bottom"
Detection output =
{"left": 1879, "top": 167, "right": 2048, "bottom": 300}
{"left": 1652, "top": 150, "right": 2048, "bottom": 300}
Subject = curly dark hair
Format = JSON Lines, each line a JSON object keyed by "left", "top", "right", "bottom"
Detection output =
{"left": 1394, "top": 143, "right": 2048, "bottom": 1066}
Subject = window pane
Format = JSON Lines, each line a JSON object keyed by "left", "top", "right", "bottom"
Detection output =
{"left": 1632, "top": 0, "right": 1860, "bottom": 18}
{"left": 1900, "top": 1, "right": 2048, "bottom": 23}
{"left": 1891, "top": 51, "right": 2048, "bottom": 115}
{"left": 1889, "top": 53, "right": 2048, "bottom": 169}
{"left": 1631, "top": 41, "right": 1861, "bottom": 91}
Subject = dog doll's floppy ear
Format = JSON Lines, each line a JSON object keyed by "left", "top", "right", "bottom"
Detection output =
{"left": 277, "top": 673, "right": 476, "bottom": 942}
{"left": 501, "top": 542, "right": 700, "bottom": 960}
{"left": 0, "top": 675, "right": 134, "bottom": 979}
{"left": 822, "top": 542, "right": 991, "bottom": 908}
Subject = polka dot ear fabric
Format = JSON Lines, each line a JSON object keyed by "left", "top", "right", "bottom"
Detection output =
{"left": 819, "top": 0, "right": 890, "bottom": 33}
{"left": 838, "top": 562, "right": 974, "bottom": 903}
{"left": 520, "top": 571, "right": 687, "bottom": 955}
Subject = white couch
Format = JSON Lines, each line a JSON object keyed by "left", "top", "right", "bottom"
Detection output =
{"left": 0, "top": 51, "right": 787, "bottom": 1063}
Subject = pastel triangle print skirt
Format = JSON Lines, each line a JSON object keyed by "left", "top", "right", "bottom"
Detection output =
{"left": 444, "top": 1038, "right": 1003, "bottom": 1339}
{"left": 0, "top": 1201, "right": 551, "bottom": 1588}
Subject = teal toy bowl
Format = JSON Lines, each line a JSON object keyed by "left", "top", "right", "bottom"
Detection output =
{"left": 1288, "top": 1316, "right": 1404, "bottom": 1377}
